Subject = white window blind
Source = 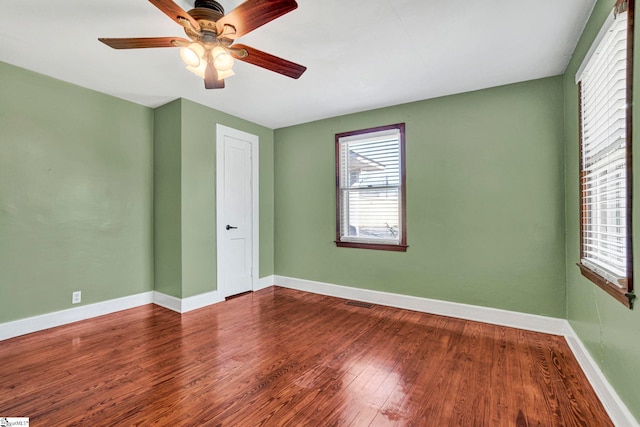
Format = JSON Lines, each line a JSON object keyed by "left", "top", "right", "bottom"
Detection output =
{"left": 578, "top": 9, "right": 629, "bottom": 285}
{"left": 338, "top": 128, "right": 402, "bottom": 245}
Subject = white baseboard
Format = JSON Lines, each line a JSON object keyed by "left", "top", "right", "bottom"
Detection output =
{"left": 255, "top": 275, "right": 275, "bottom": 292}
{"left": 151, "top": 291, "right": 182, "bottom": 313}
{"left": 153, "top": 275, "right": 277, "bottom": 314}
{"left": 564, "top": 323, "right": 639, "bottom": 427}
{"left": 181, "top": 290, "right": 223, "bottom": 312}
{"left": 0, "top": 290, "right": 225, "bottom": 340}
{"left": 274, "top": 275, "right": 638, "bottom": 427}
{"left": 152, "top": 290, "right": 223, "bottom": 314}
{"left": 0, "top": 292, "right": 154, "bottom": 341}
{"left": 274, "top": 275, "right": 566, "bottom": 334}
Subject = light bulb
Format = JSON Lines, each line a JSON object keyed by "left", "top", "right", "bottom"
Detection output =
{"left": 180, "top": 47, "right": 200, "bottom": 67}
{"left": 186, "top": 61, "right": 207, "bottom": 78}
{"left": 211, "top": 46, "right": 225, "bottom": 58}
{"left": 212, "top": 46, "right": 235, "bottom": 71}
{"left": 180, "top": 43, "right": 204, "bottom": 67}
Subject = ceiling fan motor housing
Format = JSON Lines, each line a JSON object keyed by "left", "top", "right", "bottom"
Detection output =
{"left": 186, "top": 0, "right": 227, "bottom": 40}
{"left": 194, "top": 0, "right": 224, "bottom": 14}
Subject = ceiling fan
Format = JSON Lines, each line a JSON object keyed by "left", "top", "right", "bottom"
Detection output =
{"left": 99, "top": 0, "right": 307, "bottom": 89}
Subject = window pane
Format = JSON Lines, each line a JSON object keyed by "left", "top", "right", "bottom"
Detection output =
{"left": 341, "top": 187, "right": 400, "bottom": 241}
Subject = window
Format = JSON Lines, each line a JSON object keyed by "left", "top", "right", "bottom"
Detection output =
{"left": 576, "top": 0, "right": 634, "bottom": 308}
{"left": 335, "top": 123, "right": 407, "bottom": 251}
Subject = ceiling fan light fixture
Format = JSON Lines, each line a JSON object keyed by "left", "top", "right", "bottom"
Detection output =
{"left": 180, "top": 42, "right": 205, "bottom": 67}
{"left": 98, "top": 0, "right": 307, "bottom": 89}
{"left": 212, "top": 46, "right": 234, "bottom": 71}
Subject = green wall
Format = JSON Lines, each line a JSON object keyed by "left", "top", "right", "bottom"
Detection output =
{"left": 0, "top": 62, "right": 154, "bottom": 322}
{"left": 274, "top": 76, "right": 566, "bottom": 317}
{"left": 153, "top": 100, "right": 183, "bottom": 298}
{"left": 563, "top": 0, "right": 640, "bottom": 420}
{"left": 0, "top": 62, "right": 275, "bottom": 320}
{"left": 152, "top": 98, "right": 275, "bottom": 299}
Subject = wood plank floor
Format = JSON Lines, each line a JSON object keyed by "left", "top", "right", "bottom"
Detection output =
{"left": 0, "top": 286, "right": 612, "bottom": 426}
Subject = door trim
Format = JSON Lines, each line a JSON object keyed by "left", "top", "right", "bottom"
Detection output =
{"left": 215, "top": 124, "right": 259, "bottom": 298}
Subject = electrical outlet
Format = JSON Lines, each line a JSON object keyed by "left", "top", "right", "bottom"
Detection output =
{"left": 72, "top": 291, "right": 81, "bottom": 304}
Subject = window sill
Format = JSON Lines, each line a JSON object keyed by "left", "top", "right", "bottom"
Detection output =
{"left": 335, "top": 241, "right": 408, "bottom": 252}
{"left": 577, "top": 263, "right": 635, "bottom": 309}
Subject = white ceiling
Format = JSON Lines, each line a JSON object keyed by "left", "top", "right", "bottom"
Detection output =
{"left": 0, "top": 0, "right": 595, "bottom": 129}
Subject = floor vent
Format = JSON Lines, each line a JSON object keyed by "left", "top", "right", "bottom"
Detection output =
{"left": 345, "top": 300, "right": 374, "bottom": 309}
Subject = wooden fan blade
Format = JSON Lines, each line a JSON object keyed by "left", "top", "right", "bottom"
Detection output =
{"left": 204, "top": 62, "right": 225, "bottom": 89}
{"left": 98, "top": 37, "right": 190, "bottom": 49}
{"left": 216, "top": 0, "right": 298, "bottom": 39}
{"left": 148, "top": 0, "right": 201, "bottom": 31}
{"left": 230, "top": 44, "right": 306, "bottom": 79}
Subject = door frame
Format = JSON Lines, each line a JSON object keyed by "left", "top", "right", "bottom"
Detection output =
{"left": 215, "top": 124, "right": 259, "bottom": 298}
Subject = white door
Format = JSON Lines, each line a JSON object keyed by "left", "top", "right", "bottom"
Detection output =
{"left": 216, "top": 125, "right": 259, "bottom": 298}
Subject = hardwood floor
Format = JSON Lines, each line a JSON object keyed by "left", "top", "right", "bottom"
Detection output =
{"left": 0, "top": 287, "right": 611, "bottom": 426}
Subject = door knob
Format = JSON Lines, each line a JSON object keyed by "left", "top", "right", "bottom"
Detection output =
{"left": 226, "top": 225, "right": 238, "bottom": 230}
